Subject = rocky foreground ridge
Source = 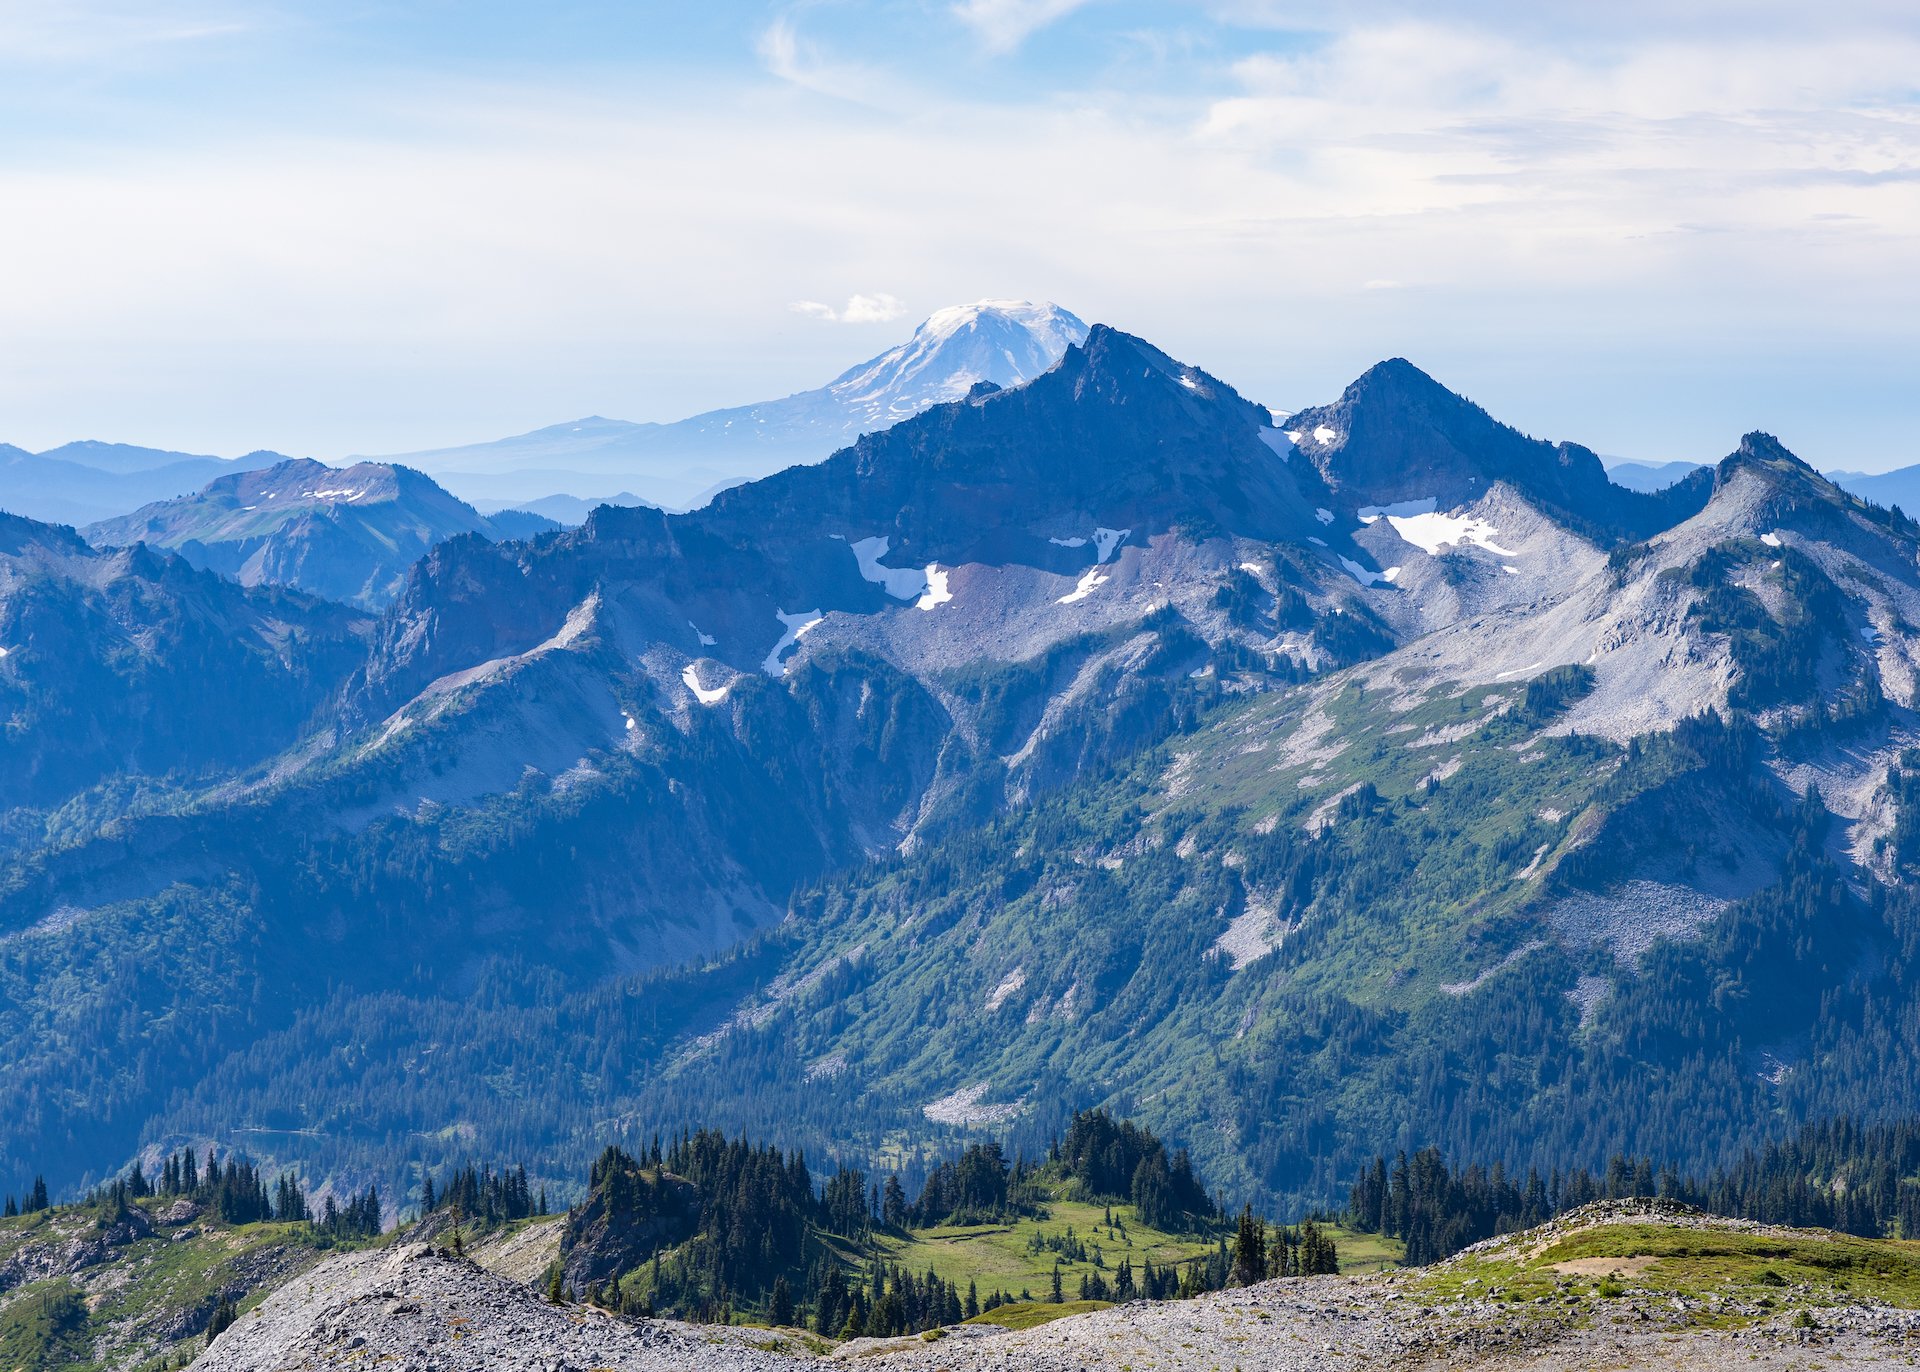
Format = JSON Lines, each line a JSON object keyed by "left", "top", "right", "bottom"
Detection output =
{"left": 188, "top": 1202, "right": 1920, "bottom": 1371}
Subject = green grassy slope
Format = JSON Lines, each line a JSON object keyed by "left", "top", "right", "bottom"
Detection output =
{"left": 1420, "top": 1203, "right": 1920, "bottom": 1327}
{"left": 631, "top": 648, "right": 1909, "bottom": 1213}
{"left": 0, "top": 1198, "right": 385, "bottom": 1372}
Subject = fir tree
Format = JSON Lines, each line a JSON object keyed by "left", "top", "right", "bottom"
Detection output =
{"left": 206, "top": 1295, "right": 237, "bottom": 1345}
{"left": 1232, "top": 1205, "right": 1266, "bottom": 1286}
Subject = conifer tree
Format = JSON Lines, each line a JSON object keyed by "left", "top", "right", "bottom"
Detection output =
{"left": 1232, "top": 1205, "right": 1266, "bottom": 1286}
{"left": 207, "top": 1295, "right": 237, "bottom": 1346}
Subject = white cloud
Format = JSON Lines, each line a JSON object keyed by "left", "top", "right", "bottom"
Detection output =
{"left": 755, "top": 14, "right": 899, "bottom": 105}
{"left": 0, "top": 11, "right": 1916, "bottom": 466}
{"left": 1204, "top": 0, "right": 1920, "bottom": 40}
{"left": 0, "top": 1, "right": 253, "bottom": 65}
{"left": 951, "top": 0, "right": 1097, "bottom": 52}
{"left": 789, "top": 293, "right": 907, "bottom": 324}
{"left": 840, "top": 292, "right": 907, "bottom": 323}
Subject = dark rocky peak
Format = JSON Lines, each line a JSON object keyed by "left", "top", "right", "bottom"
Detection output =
{"left": 1290, "top": 357, "right": 1597, "bottom": 501}
{"left": 695, "top": 324, "right": 1287, "bottom": 550}
{"left": 1707, "top": 433, "right": 1845, "bottom": 507}
{"left": 357, "top": 325, "right": 1318, "bottom": 718}
{"left": 1701, "top": 431, "right": 1914, "bottom": 542}
{"left": 1724, "top": 431, "right": 1818, "bottom": 477}
{"left": 0, "top": 509, "right": 93, "bottom": 561}
{"left": 1290, "top": 358, "right": 1706, "bottom": 543}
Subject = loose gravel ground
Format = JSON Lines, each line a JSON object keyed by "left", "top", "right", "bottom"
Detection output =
{"left": 191, "top": 1206, "right": 1920, "bottom": 1372}
{"left": 188, "top": 1241, "right": 809, "bottom": 1372}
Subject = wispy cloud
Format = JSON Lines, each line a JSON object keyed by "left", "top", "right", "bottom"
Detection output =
{"left": 951, "top": 0, "right": 1097, "bottom": 53}
{"left": 791, "top": 293, "right": 908, "bottom": 324}
{"left": 755, "top": 14, "right": 895, "bottom": 104}
{"left": 0, "top": 3, "right": 1916, "bottom": 466}
{"left": 0, "top": 1, "right": 254, "bottom": 65}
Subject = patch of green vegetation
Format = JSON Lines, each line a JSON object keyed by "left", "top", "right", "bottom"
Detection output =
{"left": 0, "top": 1194, "right": 395, "bottom": 1372}
{"left": 1539, "top": 1223, "right": 1920, "bottom": 1306}
{"left": 1320, "top": 1224, "right": 1403, "bottom": 1274}
{"left": 0, "top": 1281, "right": 95, "bottom": 1372}
{"left": 965, "top": 1298, "right": 1112, "bottom": 1330}
{"left": 1415, "top": 1218, "right": 1920, "bottom": 1331}
{"left": 875, "top": 1198, "right": 1219, "bottom": 1296}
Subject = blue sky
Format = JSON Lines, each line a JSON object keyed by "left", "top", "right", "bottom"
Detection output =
{"left": 1, "top": 1, "right": 1917, "bottom": 471}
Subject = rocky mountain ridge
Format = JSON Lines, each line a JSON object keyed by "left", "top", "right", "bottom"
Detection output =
{"left": 2, "top": 321, "right": 1916, "bottom": 1211}
{"left": 84, "top": 457, "right": 558, "bottom": 610}
{"left": 0, "top": 511, "right": 370, "bottom": 810}
{"left": 0, "top": 443, "right": 287, "bottom": 526}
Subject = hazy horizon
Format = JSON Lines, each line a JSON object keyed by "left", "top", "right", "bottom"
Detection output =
{"left": 2, "top": 2, "right": 1916, "bottom": 473}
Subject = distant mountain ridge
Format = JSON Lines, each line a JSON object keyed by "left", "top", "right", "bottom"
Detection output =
{"left": 7, "top": 321, "right": 1920, "bottom": 1236}
{"left": 1603, "top": 458, "right": 1704, "bottom": 492}
{"left": 0, "top": 443, "right": 286, "bottom": 526}
{"left": 84, "top": 458, "right": 558, "bottom": 610}
{"left": 364, "top": 300, "right": 1091, "bottom": 509}
{"left": 1827, "top": 464, "right": 1920, "bottom": 516}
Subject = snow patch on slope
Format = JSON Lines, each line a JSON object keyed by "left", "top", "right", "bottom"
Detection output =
{"left": 763, "top": 609, "right": 824, "bottom": 675}
{"left": 1386, "top": 511, "right": 1518, "bottom": 558}
{"left": 1059, "top": 567, "right": 1108, "bottom": 604}
{"left": 848, "top": 535, "right": 930, "bottom": 600}
{"left": 1259, "top": 429, "right": 1294, "bottom": 459}
{"left": 917, "top": 566, "right": 952, "bottom": 610}
{"left": 1340, "top": 556, "right": 1396, "bottom": 587}
{"left": 681, "top": 664, "right": 732, "bottom": 705}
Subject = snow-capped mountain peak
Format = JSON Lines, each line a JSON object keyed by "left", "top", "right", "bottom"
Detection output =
{"left": 361, "top": 300, "right": 1091, "bottom": 511}
{"left": 825, "top": 299, "right": 1090, "bottom": 424}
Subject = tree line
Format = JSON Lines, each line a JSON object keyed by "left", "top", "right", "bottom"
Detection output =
{"left": 65, "top": 1146, "right": 386, "bottom": 1239}
{"left": 553, "top": 1111, "right": 1282, "bottom": 1330}
{"left": 1348, "top": 1116, "right": 1920, "bottom": 1264}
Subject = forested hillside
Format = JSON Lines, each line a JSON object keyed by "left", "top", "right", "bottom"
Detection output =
{"left": 5, "top": 332, "right": 1920, "bottom": 1231}
{"left": 1346, "top": 1116, "right": 1920, "bottom": 1263}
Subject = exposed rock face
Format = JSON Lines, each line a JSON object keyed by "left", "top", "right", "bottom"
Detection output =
{"left": 187, "top": 1241, "right": 803, "bottom": 1372}
{"left": 561, "top": 1164, "right": 700, "bottom": 1292}
{"left": 1287, "top": 358, "right": 1712, "bottom": 539}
